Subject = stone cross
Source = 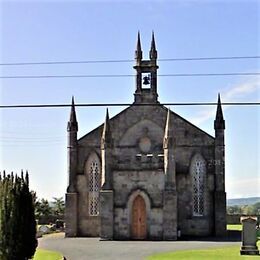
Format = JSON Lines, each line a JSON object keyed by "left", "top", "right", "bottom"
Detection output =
{"left": 240, "top": 217, "right": 259, "bottom": 255}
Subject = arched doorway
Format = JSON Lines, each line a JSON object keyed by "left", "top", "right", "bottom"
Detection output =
{"left": 132, "top": 195, "right": 147, "bottom": 239}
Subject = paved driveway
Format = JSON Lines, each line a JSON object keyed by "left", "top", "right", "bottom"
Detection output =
{"left": 38, "top": 233, "right": 240, "bottom": 260}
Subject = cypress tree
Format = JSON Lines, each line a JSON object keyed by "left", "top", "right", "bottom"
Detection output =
{"left": 0, "top": 171, "right": 37, "bottom": 260}
{"left": 21, "top": 171, "right": 38, "bottom": 259}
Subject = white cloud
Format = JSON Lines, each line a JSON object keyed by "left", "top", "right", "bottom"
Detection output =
{"left": 223, "top": 78, "right": 260, "bottom": 101}
{"left": 192, "top": 76, "right": 260, "bottom": 125}
{"left": 226, "top": 177, "right": 260, "bottom": 199}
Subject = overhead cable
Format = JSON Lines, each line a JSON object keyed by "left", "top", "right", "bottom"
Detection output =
{"left": 0, "top": 72, "right": 259, "bottom": 79}
{"left": 0, "top": 102, "right": 259, "bottom": 109}
{"left": 0, "top": 55, "right": 259, "bottom": 66}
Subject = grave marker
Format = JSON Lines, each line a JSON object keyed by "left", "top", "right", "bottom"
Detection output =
{"left": 240, "top": 217, "right": 259, "bottom": 255}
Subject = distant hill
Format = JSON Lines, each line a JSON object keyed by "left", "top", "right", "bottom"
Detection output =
{"left": 227, "top": 197, "right": 260, "bottom": 206}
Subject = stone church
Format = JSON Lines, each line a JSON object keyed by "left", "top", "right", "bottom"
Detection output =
{"left": 65, "top": 33, "right": 226, "bottom": 240}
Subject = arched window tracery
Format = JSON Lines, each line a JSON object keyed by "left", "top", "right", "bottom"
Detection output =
{"left": 85, "top": 153, "right": 100, "bottom": 216}
{"left": 191, "top": 154, "right": 206, "bottom": 216}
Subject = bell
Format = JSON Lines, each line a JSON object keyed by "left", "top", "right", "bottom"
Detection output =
{"left": 143, "top": 76, "right": 150, "bottom": 85}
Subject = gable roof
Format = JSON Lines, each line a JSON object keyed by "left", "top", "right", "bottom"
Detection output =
{"left": 78, "top": 103, "right": 214, "bottom": 143}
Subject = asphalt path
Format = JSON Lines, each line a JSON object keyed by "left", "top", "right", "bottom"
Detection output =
{"left": 38, "top": 233, "right": 240, "bottom": 260}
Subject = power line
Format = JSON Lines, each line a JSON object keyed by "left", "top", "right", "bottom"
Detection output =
{"left": 0, "top": 72, "right": 259, "bottom": 79}
{"left": 0, "top": 59, "right": 132, "bottom": 66}
{"left": 160, "top": 56, "right": 260, "bottom": 61}
{"left": 0, "top": 136, "right": 63, "bottom": 141}
{"left": 0, "top": 142, "right": 65, "bottom": 147}
{"left": 0, "top": 74, "right": 132, "bottom": 79}
{"left": 0, "top": 102, "right": 259, "bottom": 109}
{"left": 0, "top": 55, "right": 259, "bottom": 66}
{"left": 0, "top": 139, "right": 64, "bottom": 143}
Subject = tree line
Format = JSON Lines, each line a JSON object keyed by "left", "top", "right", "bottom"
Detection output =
{"left": 34, "top": 196, "right": 65, "bottom": 224}
{"left": 227, "top": 202, "right": 260, "bottom": 215}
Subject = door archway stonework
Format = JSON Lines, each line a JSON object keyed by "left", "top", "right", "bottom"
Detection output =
{"left": 127, "top": 189, "right": 151, "bottom": 240}
{"left": 132, "top": 195, "right": 147, "bottom": 239}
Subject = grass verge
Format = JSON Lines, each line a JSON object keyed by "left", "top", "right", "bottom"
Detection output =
{"left": 227, "top": 224, "right": 242, "bottom": 231}
{"left": 147, "top": 227, "right": 259, "bottom": 260}
{"left": 227, "top": 224, "right": 260, "bottom": 237}
{"left": 146, "top": 244, "right": 260, "bottom": 260}
{"left": 34, "top": 249, "right": 63, "bottom": 260}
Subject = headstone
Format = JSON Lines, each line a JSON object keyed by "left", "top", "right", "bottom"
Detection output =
{"left": 56, "top": 219, "right": 64, "bottom": 229}
{"left": 38, "top": 225, "right": 50, "bottom": 234}
{"left": 240, "top": 217, "right": 259, "bottom": 255}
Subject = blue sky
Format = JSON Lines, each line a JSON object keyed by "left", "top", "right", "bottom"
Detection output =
{"left": 0, "top": 0, "right": 259, "bottom": 200}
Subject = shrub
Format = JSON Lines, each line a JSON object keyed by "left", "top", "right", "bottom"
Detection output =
{"left": 0, "top": 171, "right": 37, "bottom": 260}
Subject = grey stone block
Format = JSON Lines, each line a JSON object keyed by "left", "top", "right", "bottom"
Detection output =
{"left": 100, "top": 190, "right": 114, "bottom": 239}
{"left": 65, "top": 193, "right": 78, "bottom": 237}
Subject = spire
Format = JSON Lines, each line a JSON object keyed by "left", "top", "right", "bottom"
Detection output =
{"left": 102, "top": 108, "right": 111, "bottom": 144}
{"left": 67, "top": 96, "right": 78, "bottom": 131}
{"left": 150, "top": 31, "right": 157, "bottom": 60}
{"left": 70, "top": 96, "right": 77, "bottom": 122}
{"left": 214, "top": 93, "right": 225, "bottom": 130}
{"left": 135, "top": 31, "right": 143, "bottom": 60}
{"left": 163, "top": 108, "right": 176, "bottom": 191}
{"left": 163, "top": 108, "right": 171, "bottom": 149}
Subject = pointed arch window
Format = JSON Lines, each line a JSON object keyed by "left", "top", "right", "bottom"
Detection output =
{"left": 86, "top": 153, "right": 101, "bottom": 216}
{"left": 191, "top": 154, "right": 206, "bottom": 216}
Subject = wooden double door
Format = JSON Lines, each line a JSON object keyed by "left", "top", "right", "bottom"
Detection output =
{"left": 131, "top": 195, "right": 147, "bottom": 239}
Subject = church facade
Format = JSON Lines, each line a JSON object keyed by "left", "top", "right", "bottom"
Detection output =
{"left": 65, "top": 33, "right": 226, "bottom": 240}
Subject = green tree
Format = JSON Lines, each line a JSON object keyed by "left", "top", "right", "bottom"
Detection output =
{"left": 227, "top": 206, "right": 235, "bottom": 214}
{"left": 35, "top": 198, "right": 52, "bottom": 220}
{"left": 0, "top": 171, "right": 37, "bottom": 260}
{"left": 252, "top": 202, "right": 260, "bottom": 215}
{"left": 52, "top": 197, "right": 65, "bottom": 218}
{"left": 227, "top": 205, "right": 242, "bottom": 215}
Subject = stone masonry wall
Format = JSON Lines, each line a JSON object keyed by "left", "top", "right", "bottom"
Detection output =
{"left": 72, "top": 104, "right": 216, "bottom": 238}
{"left": 113, "top": 170, "right": 164, "bottom": 239}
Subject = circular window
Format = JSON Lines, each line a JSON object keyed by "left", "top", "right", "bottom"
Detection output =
{"left": 139, "top": 137, "right": 152, "bottom": 153}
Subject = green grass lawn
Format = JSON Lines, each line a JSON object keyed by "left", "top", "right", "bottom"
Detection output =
{"left": 33, "top": 249, "right": 63, "bottom": 260}
{"left": 146, "top": 244, "right": 260, "bottom": 260}
{"left": 227, "top": 224, "right": 260, "bottom": 237}
{"left": 147, "top": 226, "right": 259, "bottom": 260}
{"left": 227, "top": 224, "right": 242, "bottom": 231}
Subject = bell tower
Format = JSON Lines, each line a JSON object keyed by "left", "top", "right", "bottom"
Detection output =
{"left": 134, "top": 32, "right": 159, "bottom": 104}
